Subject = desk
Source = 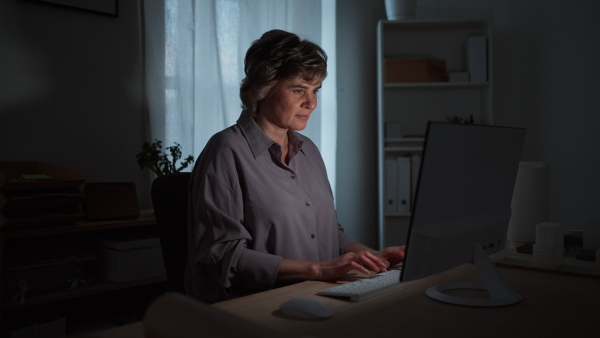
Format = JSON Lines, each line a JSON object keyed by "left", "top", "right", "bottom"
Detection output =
{"left": 96, "top": 263, "right": 600, "bottom": 337}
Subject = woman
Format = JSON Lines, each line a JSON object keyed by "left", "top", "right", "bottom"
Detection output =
{"left": 186, "top": 29, "right": 405, "bottom": 303}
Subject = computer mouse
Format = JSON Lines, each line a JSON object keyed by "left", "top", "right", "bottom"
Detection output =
{"left": 279, "top": 297, "right": 333, "bottom": 320}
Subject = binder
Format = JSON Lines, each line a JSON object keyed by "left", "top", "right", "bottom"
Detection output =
{"left": 385, "top": 159, "right": 398, "bottom": 214}
{"left": 396, "top": 157, "right": 411, "bottom": 214}
{"left": 410, "top": 155, "right": 421, "bottom": 203}
{"left": 466, "top": 36, "right": 487, "bottom": 83}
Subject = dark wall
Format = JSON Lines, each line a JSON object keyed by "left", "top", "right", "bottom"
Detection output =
{"left": 0, "top": 0, "right": 152, "bottom": 207}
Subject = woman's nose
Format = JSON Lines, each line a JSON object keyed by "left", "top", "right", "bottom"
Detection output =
{"left": 304, "top": 94, "right": 317, "bottom": 110}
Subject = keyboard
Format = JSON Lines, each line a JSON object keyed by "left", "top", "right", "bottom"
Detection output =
{"left": 316, "top": 269, "right": 417, "bottom": 302}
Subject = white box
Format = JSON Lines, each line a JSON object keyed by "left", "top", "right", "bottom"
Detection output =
{"left": 87, "top": 229, "right": 166, "bottom": 283}
{"left": 532, "top": 243, "right": 563, "bottom": 269}
{"left": 536, "top": 222, "right": 565, "bottom": 246}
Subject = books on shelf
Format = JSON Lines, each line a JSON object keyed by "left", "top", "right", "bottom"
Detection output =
{"left": 0, "top": 161, "right": 86, "bottom": 229}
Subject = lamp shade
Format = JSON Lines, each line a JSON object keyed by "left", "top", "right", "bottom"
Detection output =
{"left": 384, "top": 0, "right": 417, "bottom": 20}
{"left": 507, "top": 162, "right": 549, "bottom": 243}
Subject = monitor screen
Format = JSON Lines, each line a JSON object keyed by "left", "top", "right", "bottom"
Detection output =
{"left": 400, "top": 122, "right": 526, "bottom": 306}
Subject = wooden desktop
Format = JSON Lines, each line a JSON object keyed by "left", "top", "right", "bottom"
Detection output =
{"left": 94, "top": 262, "right": 600, "bottom": 337}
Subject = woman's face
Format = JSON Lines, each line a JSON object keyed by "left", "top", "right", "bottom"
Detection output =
{"left": 257, "top": 76, "right": 322, "bottom": 132}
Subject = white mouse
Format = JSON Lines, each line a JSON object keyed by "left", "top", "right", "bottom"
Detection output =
{"left": 279, "top": 297, "right": 333, "bottom": 320}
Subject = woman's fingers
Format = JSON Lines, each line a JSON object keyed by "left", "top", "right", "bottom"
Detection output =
{"left": 375, "top": 246, "right": 406, "bottom": 267}
{"left": 350, "top": 251, "right": 388, "bottom": 273}
{"left": 318, "top": 250, "right": 394, "bottom": 280}
{"left": 349, "top": 261, "right": 370, "bottom": 274}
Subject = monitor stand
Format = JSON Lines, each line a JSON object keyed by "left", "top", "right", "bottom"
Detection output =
{"left": 425, "top": 242, "right": 522, "bottom": 307}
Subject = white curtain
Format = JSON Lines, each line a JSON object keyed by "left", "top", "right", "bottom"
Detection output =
{"left": 142, "top": 0, "right": 337, "bottom": 193}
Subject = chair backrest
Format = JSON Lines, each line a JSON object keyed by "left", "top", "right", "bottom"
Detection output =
{"left": 151, "top": 172, "right": 192, "bottom": 294}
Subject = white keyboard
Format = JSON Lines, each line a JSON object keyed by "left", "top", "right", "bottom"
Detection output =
{"left": 316, "top": 269, "right": 417, "bottom": 302}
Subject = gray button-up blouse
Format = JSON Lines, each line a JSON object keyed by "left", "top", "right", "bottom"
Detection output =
{"left": 185, "top": 112, "right": 356, "bottom": 303}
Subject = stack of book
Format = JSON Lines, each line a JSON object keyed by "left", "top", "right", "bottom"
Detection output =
{"left": 0, "top": 162, "right": 86, "bottom": 229}
{"left": 4, "top": 243, "right": 96, "bottom": 303}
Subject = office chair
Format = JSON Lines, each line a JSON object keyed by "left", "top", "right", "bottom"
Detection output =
{"left": 151, "top": 172, "right": 192, "bottom": 294}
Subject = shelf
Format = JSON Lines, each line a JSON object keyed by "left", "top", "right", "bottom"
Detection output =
{"left": 385, "top": 146, "right": 423, "bottom": 152}
{"left": 380, "top": 19, "right": 491, "bottom": 31}
{"left": 496, "top": 250, "right": 599, "bottom": 278}
{"left": 377, "top": 19, "right": 493, "bottom": 249}
{"left": 385, "top": 213, "right": 412, "bottom": 218}
{"left": 1, "top": 276, "right": 166, "bottom": 311}
{"left": 384, "top": 82, "right": 490, "bottom": 89}
{"left": 385, "top": 137, "right": 424, "bottom": 152}
{"left": 385, "top": 137, "right": 425, "bottom": 143}
{"left": 0, "top": 205, "right": 162, "bottom": 335}
{"left": 0, "top": 209, "right": 155, "bottom": 239}
{"left": 1, "top": 209, "right": 159, "bottom": 310}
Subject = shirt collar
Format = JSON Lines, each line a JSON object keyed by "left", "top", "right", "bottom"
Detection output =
{"left": 288, "top": 129, "right": 304, "bottom": 159}
{"left": 237, "top": 110, "right": 305, "bottom": 159}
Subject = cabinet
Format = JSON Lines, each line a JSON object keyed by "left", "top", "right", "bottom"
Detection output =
{"left": 376, "top": 20, "right": 494, "bottom": 249}
{"left": 0, "top": 210, "right": 166, "bottom": 334}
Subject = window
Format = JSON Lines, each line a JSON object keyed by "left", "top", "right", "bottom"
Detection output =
{"left": 144, "top": 0, "right": 337, "bottom": 191}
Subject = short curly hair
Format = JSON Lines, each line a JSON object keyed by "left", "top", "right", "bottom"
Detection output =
{"left": 240, "top": 29, "right": 328, "bottom": 116}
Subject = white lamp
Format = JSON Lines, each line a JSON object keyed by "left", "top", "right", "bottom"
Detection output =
{"left": 384, "top": 0, "right": 418, "bottom": 20}
{"left": 507, "top": 162, "right": 549, "bottom": 246}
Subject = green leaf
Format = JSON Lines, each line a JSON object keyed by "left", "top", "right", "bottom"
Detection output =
{"left": 136, "top": 139, "right": 195, "bottom": 176}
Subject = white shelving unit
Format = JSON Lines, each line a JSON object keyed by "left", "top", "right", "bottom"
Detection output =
{"left": 377, "top": 19, "right": 494, "bottom": 249}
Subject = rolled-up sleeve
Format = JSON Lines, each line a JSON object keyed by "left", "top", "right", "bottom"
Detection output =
{"left": 338, "top": 222, "right": 357, "bottom": 254}
{"left": 189, "top": 164, "right": 283, "bottom": 300}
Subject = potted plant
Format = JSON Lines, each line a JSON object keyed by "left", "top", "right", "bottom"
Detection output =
{"left": 136, "top": 140, "right": 194, "bottom": 176}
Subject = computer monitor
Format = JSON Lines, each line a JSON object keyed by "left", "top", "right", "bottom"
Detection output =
{"left": 400, "top": 122, "right": 526, "bottom": 307}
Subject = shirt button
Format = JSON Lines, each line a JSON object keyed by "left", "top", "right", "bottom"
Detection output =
{"left": 311, "top": 234, "right": 315, "bottom": 239}
{"left": 305, "top": 202, "right": 310, "bottom": 206}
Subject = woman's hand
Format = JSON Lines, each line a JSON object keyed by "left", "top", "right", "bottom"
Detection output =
{"left": 277, "top": 251, "right": 389, "bottom": 282}
{"left": 375, "top": 246, "right": 406, "bottom": 268}
{"left": 344, "top": 242, "right": 406, "bottom": 269}
{"left": 314, "top": 251, "right": 389, "bottom": 281}
{"left": 277, "top": 245, "right": 406, "bottom": 283}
